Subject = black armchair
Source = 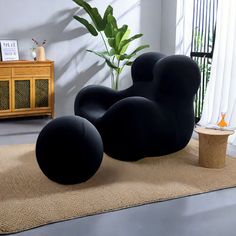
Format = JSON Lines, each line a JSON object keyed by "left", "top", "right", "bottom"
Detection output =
{"left": 74, "top": 52, "right": 201, "bottom": 161}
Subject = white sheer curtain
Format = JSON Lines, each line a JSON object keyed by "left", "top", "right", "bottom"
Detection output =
{"left": 199, "top": 0, "right": 236, "bottom": 145}
{"left": 175, "top": 0, "right": 194, "bottom": 56}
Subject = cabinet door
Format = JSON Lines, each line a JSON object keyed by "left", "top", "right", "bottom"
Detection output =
{"left": 33, "top": 78, "right": 50, "bottom": 109}
{"left": 12, "top": 78, "right": 32, "bottom": 111}
{"left": 0, "top": 79, "right": 11, "bottom": 113}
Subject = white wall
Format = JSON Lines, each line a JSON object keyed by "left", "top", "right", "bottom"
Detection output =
{"left": 140, "top": 0, "right": 162, "bottom": 52}
{"left": 161, "top": 0, "right": 177, "bottom": 55}
{"left": 0, "top": 0, "right": 167, "bottom": 117}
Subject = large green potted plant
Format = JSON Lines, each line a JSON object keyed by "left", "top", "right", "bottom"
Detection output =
{"left": 73, "top": 0, "right": 149, "bottom": 90}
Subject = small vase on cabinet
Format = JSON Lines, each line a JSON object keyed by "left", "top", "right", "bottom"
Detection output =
{"left": 36, "top": 46, "right": 46, "bottom": 61}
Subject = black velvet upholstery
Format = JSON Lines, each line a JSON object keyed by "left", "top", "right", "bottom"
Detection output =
{"left": 74, "top": 52, "right": 201, "bottom": 161}
{"left": 36, "top": 116, "right": 103, "bottom": 184}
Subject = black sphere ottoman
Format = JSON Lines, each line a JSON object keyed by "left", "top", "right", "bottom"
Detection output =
{"left": 36, "top": 116, "right": 103, "bottom": 185}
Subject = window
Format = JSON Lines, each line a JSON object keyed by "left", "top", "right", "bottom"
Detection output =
{"left": 190, "top": 0, "right": 218, "bottom": 121}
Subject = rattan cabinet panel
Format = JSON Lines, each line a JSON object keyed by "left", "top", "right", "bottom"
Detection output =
{"left": 0, "top": 80, "right": 10, "bottom": 111}
{"left": 35, "top": 79, "right": 49, "bottom": 108}
{"left": 14, "top": 80, "right": 31, "bottom": 109}
{"left": 0, "top": 61, "right": 54, "bottom": 118}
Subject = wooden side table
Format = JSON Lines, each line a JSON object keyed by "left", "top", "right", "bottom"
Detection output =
{"left": 194, "top": 127, "right": 234, "bottom": 168}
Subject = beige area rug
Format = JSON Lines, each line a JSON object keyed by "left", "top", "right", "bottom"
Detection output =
{"left": 1, "top": 140, "right": 236, "bottom": 234}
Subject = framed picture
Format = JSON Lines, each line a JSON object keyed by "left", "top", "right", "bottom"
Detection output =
{"left": 0, "top": 40, "right": 19, "bottom": 61}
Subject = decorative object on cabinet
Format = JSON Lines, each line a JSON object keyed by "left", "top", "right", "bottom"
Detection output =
{"left": 36, "top": 46, "right": 46, "bottom": 61}
{"left": 0, "top": 60, "right": 54, "bottom": 119}
{"left": 0, "top": 40, "right": 19, "bottom": 61}
{"left": 30, "top": 47, "right": 37, "bottom": 61}
{"left": 32, "top": 39, "right": 47, "bottom": 61}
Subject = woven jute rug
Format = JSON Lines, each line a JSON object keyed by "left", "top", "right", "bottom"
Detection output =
{"left": 1, "top": 139, "right": 236, "bottom": 234}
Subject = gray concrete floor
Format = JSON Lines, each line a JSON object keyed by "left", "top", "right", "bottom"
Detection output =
{"left": 1, "top": 118, "right": 236, "bottom": 236}
{"left": 0, "top": 117, "right": 50, "bottom": 145}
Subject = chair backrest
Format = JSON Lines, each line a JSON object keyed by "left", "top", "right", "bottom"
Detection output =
{"left": 125, "top": 52, "right": 200, "bottom": 104}
{"left": 131, "top": 52, "right": 165, "bottom": 82}
{"left": 153, "top": 55, "right": 201, "bottom": 100}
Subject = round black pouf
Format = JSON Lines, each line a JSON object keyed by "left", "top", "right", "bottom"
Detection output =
{"left": 36, "top": 116, "right": 103, "bottom": 185}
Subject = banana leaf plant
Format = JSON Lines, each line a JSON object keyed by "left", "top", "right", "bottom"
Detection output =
{"left": 73, "top": 0, "right": 149, "bottom": 90}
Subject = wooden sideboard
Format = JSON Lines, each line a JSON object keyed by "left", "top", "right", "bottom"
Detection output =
{"left": 0, "top": 60, "right": 54, "bottom": 119}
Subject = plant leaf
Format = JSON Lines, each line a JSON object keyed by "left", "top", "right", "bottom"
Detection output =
{"left": 119, "top": 43, "right": 129, "bottom": 55}
{"left": 104, "top": 14, "right": 118, "bottom": 38}
{"left": 120, "top": 28, "right": 131, "bottom": 42}
{"left": 115, "top": 31, "right": 123, "bottom": 51}
{"left": 73, "top": 16, "right": 98, "bottom": 36}
{"left": 119, "top": 44, "right": 149, "bottom": 60}
{"left": 104, "top": 24, "right": 113, "bottom": 38}
{"left": 118, "top": 25, "right": 129, "bottom": 41}
{"left": 107, "top": 14, "right": 118, "bottom": 30}
{"left": 73, "top": 0, "right": 104, "bottom": 31}
{"left": 130, "top": 44, "right": 149, "bottom": 55}
{"left": 105, "top": 24, "right": 129, "bottom": 54}
{"left": 109, "top": 49, "right": 116, "bottom": 56}
{"left": 103, "top": 5, "right": 113, "bottom": 27}
{"left": 115, "top": 25, "right": 128, "bottom": 51}
{"left": 118, "top": 29, "right": 131, "bottom": 55}
{"left": 108, "top": 38, "right": 116, "bottom": 49}
{"left": 126, "top": 61, "right": 133, "bottom": 66}
{"left": 87, "top": 50, "right": 118, "bottom": 69}
{"left": 119, "top": 34, "right": 143, "bottom": 53}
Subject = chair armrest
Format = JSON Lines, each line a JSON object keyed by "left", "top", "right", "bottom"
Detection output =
{"left": 101, "top": 96, "right": 175, "bottom": 131}
{"left": 97, "top": 96, "right": 177, "bottom": 159}
{"left": 74, "top": 85, "right": 120, "bottom": 123}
